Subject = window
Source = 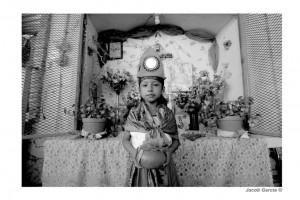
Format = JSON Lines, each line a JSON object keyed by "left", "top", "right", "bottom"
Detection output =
{"left": 22, "top": 14, "right": 83, "bottom": 136}
{"left": 239, "top": 14, "right": 282, "bottom": 137}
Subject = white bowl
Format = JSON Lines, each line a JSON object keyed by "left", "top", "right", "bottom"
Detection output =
{"left": 217, "top": 129, "right": 236, "bottom": 138}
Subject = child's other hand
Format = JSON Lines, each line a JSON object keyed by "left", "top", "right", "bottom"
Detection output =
{"left": 163, "top": 150, "right": 171, "bottom": 167}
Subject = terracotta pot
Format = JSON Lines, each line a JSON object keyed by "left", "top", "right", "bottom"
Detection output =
{"left": 140, "top": 151, "right": 166, "bottom": 169}
{"left": 217, "top": 116, "right": 243, "bottom": 132}
{"left": 82, "top": 118, "right": 107, "bottom": 133}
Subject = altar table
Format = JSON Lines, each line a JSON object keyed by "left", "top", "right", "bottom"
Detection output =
{"left": 41, "top": 133, "right": 273, "bottom": 187}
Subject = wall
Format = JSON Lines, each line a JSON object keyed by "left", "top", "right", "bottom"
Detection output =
{"left": 95, "top": 33, "right": 217, "bottom": 108}
{"left": 93, "top": 26, "right": 243, "bottom": 109}
{"left": 80, "top": 16, "right": 102, "bottom": 104}
{"left": 216, "top": 17, "right": 244, "bottom": 101}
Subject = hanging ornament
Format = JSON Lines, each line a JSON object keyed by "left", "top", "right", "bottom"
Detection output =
{"left": 223, "top": 40, "right": 232, "bottom": 51}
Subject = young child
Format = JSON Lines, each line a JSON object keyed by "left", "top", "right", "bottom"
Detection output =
{"left": 122, "top": 47, "right": 180, "bottom": 187}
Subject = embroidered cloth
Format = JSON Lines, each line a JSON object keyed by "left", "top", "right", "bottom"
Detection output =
{"left": 42, "top": 134, "right": 273, "bottom": 187}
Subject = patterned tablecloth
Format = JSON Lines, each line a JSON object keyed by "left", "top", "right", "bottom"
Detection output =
{"left": 42, "top": 134, "right": 273, "bottom": 187}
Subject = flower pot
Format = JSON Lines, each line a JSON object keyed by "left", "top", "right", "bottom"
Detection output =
{"left": 140, "top": 150, "right": 166, "bottom": 169}
{"left": 82, "top": 118, "right": 107, "bottom": 133}
{"left": 217, "top": 116, "right": 243, "bottom": 132}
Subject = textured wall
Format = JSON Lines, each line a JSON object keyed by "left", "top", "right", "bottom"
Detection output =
{"left": 216, "top": 17, "right": 244, "bottom": 101}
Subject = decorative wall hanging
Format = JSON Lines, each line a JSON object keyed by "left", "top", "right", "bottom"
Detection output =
{"left": 97, "top": 24, "right": 219, "bottom": 68}
{"left": 223, "top": 40, "right": 232, "bottom": 51}
{"left": 108, "top": 42, "right": 123, "bottom": 60}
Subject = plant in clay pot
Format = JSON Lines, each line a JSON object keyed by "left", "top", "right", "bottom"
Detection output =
{"left": 210, "top": 96, "right": 262, "bottom": 133}
{"left": 64, "top": 82, "right": 116, "bottom": 139}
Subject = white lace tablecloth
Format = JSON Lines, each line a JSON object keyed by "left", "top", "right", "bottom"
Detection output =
{"left": 42, "top": 134, "right": 273, "bottom": 187}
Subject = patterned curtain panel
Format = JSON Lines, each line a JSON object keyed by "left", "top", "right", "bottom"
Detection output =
{"left": 97, "top": 24, "right": 218, "bottom": 69}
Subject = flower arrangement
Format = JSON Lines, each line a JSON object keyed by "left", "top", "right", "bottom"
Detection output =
{"left": 173, "top": 70, "right": 228, "bottom": 114}
{"left": 201, "top": 96, "right": 262, "bottom": 129}
{"left": 196, "top": 70, "right": 227, "bottom": 103}
{"left": 64, "top": 94, "right": 115, "bottom": 120}
{"left": 121, "top": 86, "right": 140, "bottom": 119}
{"left": 173, "top": 91, "right": 189, "bottom": 109}
{"left": 100, "top": 68, "right": 134, "bottom": 95}
{"left": 183, "top": 86, "right": 202, "bottom": 113}
{"left": 64, "top": 82, "right": 115, "bottom": 120}
{"left": 122, "top": 86, "right": 140, "bottom": 109}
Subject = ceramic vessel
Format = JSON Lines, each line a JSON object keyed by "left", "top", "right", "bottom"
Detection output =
{"left": 140, "top": 151, "right": 166, "bottom": 169}
{"left": 82, "top": 118, "right": 107, "bottom": 133}
{"left": 217, "top": 116, "right": 243, "bottom": 132}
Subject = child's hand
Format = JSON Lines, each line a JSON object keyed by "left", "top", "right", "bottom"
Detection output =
{"left": 163, "top": 150, "right": 171, "bottom": 167}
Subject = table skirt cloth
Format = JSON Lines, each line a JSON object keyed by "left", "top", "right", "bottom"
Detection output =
{"left": 42, "top": 135, "right": 131, "bottom": 186}
{"left": 42, "top": 134, "right": 273, "bottom": 187}
{"left": 173, "top": 137, "right": 273, "bottom": 186}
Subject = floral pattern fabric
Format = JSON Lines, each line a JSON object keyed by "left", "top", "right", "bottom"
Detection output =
{"left": 42, "top": 135, "right": 132, "bottom": 187}
{"left": 174, "top": 137, "right": 273, "bottom": 187}
{"left": 42, "top": 135, "right": 273, "bottom": 187}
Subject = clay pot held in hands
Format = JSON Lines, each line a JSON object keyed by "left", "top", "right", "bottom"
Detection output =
{"left": 139, "top": 150, "right": 166, "bottom": 169}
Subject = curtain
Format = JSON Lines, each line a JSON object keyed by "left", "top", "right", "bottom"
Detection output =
{"left": 97, "top": 24, "right": 219, "bottom": 68}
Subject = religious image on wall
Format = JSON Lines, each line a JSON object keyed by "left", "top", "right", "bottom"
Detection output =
{"left": 169, "top": 62, "right": 193, "bottom": 91}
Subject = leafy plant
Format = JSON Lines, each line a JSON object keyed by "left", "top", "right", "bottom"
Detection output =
{"left": 173, "top": 70, "right": 228, "bottom": 114}
{"left": 64, "top": 81, "right": 115, "bottom": 120}
{"left": 64, "top": 95, "right": 115, "bottom": 120}
{"left": 201, "top": 96, "right": 262, "bottom": 128}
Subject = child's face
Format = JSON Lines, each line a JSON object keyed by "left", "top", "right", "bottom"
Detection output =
{"left": 139, "top": 78, "right": 164, "bottom": 104}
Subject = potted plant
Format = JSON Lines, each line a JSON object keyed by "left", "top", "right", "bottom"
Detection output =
{"left": 80, "top": 95, "right": 114, "bottom": 133}
{"left": 204, "top": 96, "right": 262, "bottom": 132}
{"left": 173, "top": 70, "right": 229, "bottom": 130}
{"left": 64, "top": 82, "right": 115, "bottom": 139}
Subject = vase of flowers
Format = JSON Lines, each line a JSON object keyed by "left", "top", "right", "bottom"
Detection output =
{"left": 173, "top": 88, "right": 201, "bottom": 130}
{"left": 173, "top": 70, "right": 229, "bottom": 130}
{"left": 100, "top": 68, "right": 133, "bottom": 95}
{"left": 100, "top": 68, "right": 134, "bottom": 125}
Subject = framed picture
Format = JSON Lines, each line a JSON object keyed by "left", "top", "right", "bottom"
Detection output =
{"left": 108, "top": 42, "right": 123, "bottom": 60}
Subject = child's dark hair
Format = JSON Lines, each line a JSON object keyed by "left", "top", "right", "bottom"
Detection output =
{"left": 138, "top": 77, "right": 168, "bottom": 106}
